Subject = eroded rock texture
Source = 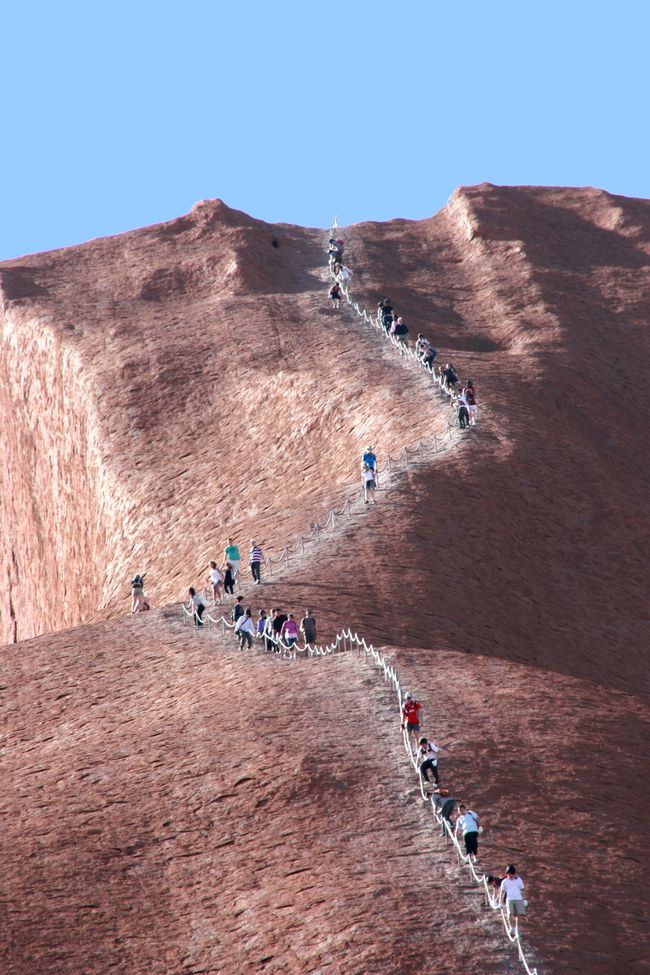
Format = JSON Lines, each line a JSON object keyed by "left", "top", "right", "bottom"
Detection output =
{"left": 1, "top": 186, "right": 649, "bottom": 974}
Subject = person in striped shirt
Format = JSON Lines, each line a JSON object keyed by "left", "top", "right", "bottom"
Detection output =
{"left": 249, "top": 540, "right": 264, "bottom": 584}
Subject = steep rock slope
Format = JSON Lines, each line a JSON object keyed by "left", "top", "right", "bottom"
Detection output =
{"left": 1, "top": 611, "right": 521, "bottom": 975}
{"left": 0, "top": 202, "right": 443, "bottom": 643}
{"left": 2, "top": 185, "right": 649, "bottom": 975}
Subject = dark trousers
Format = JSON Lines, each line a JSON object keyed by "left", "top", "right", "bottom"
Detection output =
{"left": 194, "top": 605, "right": 205, "bottom": 627}
{"left": 251, "top": 560, "right": 261, "bottom": 583}
{"left": 458, "top": 406, "right": 469, "bottom": 429}
{"left": 420, "top": 759, "right": 439, "bottom": 784}
{"left": 224, "top": 580, "right": 234, "bottom": 595}
{"left": 464, "top": 831, "right": 479, "bottom": 857}
{"left": 239, "top": 630, "right": 253, "bottom": 649}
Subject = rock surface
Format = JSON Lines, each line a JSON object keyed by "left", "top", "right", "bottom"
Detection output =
{"left": 1, "top": 185, "right": 649, "bottom": 973}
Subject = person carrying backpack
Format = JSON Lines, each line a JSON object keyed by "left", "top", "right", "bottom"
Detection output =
{"left": 131, "top": 573, "right": 147, "bottom": 613}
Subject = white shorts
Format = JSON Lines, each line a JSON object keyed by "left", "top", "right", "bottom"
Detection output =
{"left": 469, "top": 404, "right": 478, "bottom": 415}
{"left": 229, "top": 560, "right": 241, "bottom": 575}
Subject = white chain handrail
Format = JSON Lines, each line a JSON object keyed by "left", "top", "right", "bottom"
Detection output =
{"left": 203, "top": 230, "right": 462, "bottom": 590}
{"left": 180, "top": 606, "right": 537, "bottom": 974}
{"left": 182, "top": 226, "right": 536, "bottom": 973}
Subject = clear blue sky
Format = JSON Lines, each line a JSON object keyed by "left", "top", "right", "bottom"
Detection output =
{"left": 1, "top": 0, "right": 648, "bottom": 260}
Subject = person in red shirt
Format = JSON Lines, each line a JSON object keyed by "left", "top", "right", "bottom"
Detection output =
{"left": 401, "top": 691, "right": 422, "bottom": 747}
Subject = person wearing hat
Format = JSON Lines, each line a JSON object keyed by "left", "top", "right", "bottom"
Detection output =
{"left": 416, "top": 736, "right": 440, "bottom": 785}
{"left": 401, "top": 691, "right": 422, "bottom": 746}
{"left": 499, "top": 865, "right": 526, "bottom": 930}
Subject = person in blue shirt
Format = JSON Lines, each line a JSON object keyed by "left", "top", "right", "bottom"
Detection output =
{"left": 362, "top": 446, "right": 377, "bottom": 486}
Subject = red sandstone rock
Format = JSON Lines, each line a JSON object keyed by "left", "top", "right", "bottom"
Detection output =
{"left": 1, "top": 185, "right": 649, "bottom": 973}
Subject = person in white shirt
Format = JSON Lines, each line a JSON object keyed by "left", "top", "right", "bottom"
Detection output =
{"left": 362, "top": 464, "right": 377, "bottom": 505}
{"left": 456, "top": 392, "right": 470, "bottom": 430}
{"left": 499, "top": 865, "right": 526, "bottom": 929}
{"left": 336, "top": 264, "right": 352, "bottom": 295}
{"left": 234, "top": 607, "right": 255, "bottom": 649}
{"left": 188, "top": 587, "right": 207, "bottom": 627}
{"left": 416, "top": 736, "right": 439, "bottom": 785}
{"left": 207, "top": 561, "right": 223, "bottom": 605}
{"left": 455, "top": 803, "right": 480, "bottom": 860}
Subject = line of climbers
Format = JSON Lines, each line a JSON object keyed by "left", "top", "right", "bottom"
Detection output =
{"left": 328, "top": 235, "right": 479, "bottom": 431}
{"left": 140, "top": 226, "right": 534, "bottom": 971}
{"left": 401, "top": 691, "right": 529, "bottom": 932}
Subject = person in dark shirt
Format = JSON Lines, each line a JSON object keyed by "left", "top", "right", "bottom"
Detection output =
{"left": 300, "top": 609, "right": 317, "bottom": 646}
{"left": 273, "top": 608, "right": 288, "bottom": 639}
{"left": 231, "top": 596, "right": 245, "bottom": 626}
{"left": 443, "top": 363, "right": 458, "bottom": 390}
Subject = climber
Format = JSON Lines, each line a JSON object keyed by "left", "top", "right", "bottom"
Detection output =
{"left": 329, "top": 281, "right": 342, "bottom": 309}
{"left": 416, "top": 736, "right": 440, "bottom": 786}
{"left": 336, "top": 264, "right": 352, "bottom": 295}
{"left": 188, "top": 587, "right": 207, "bottom": 626}
{"left": 131, "top": 573, "right": 147, "bottom": 613}
{"left": 443, "top": 363, "right": 458, "bottom": 391}
{"left": 280, "top": 613, "right": 299, "bottom": 648}
{"left": 300, "top": 609, "right": 317, "bottom": 647}
{"left": 249, "top": 539, "right": 263, "bottom": 585}
{"left": 223, "top": 538, "right": 241, "bottom": 587}
{"left": 401, "top": 691, "right": 422, "bottom": 746}
{"left": 500, "top": 866, "right": 527, "bottom": 930}
{"left": 391, "top": 317, "right": 408, "bottom": 344}
{"left": 455, "top": 803, "right": 480, "bottom": 861}
{"left": 456, "top": 390, "right": 470, "bottom": 430}
{"left": 362, "top": 463, "right": 377, "bottom": 504}
{"left": 223, "top": 562, "right": 235, "bottom": 596}
{"left": 234, "top": 607, "right": 255, "bottom": 649}
{"left": 464, "top": 381, "right": 478, "bottom": 426}
{"left": 382, "top": 300, "right": 395, "bottom": 332}
{"left": 207, "top": 561, "right": 224, "bottom": 604}
{"left": 362, "top": 445, "right": 377, "bottom": 475}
